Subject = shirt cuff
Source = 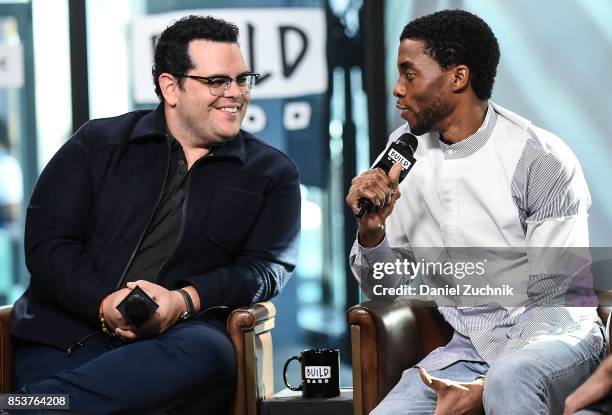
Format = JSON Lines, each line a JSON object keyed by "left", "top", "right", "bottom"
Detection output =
{"left": 356, "top": 230, "right": 390, "bottom": 251}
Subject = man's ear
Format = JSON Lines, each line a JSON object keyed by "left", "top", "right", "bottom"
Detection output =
{"left": 158, "top": 73, "right": 180, "bottom": 106}
{"left": 450, "top": 65, "right": 470, "bottom": 93}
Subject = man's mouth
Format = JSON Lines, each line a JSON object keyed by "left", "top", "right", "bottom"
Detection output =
{"left": 396, "top": 103, "right": 410, "bottom": 112}
{"left": 217, "top": 106, "right": 240, "bottom": 113}
{"left": 396, "top": 104, "right": 413, "bottom": 120}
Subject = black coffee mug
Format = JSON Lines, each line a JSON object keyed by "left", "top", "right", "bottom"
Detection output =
{"left": 282, "top": 348, "right": 340, "bottom": 398}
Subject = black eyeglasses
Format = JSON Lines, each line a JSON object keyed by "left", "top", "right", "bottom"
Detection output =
{"left": 174, "top": 73, "right": 260, "bottom": 96}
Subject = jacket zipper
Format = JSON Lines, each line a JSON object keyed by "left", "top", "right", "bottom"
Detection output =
{"left": 114, "top": 139, "right": 172, "bottom": 290}
{"left": 66, "top": 332, "right": 98, "bottom": 354}
{"left": 65, "top": 148, "right": 215, "bottom": 353}
{"left": 154, "top": 152, "right": 214, "bottom": 280}
{"left": 66, "top": 140, "right": 172, "bottom": 354}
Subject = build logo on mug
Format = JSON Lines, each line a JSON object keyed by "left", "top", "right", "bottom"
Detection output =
{"left": 283, "top": 348, "right": 340, "bottom": 398}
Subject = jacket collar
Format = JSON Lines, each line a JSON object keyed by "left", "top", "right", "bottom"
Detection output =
{"left": 209, "top": 132, "right": 247, "bottom": 165}
{"left": 129, "top": 103, "right": 247, "bottom": 164}
{"left": 130, "top": 103, "right": 167, "bottom": 140}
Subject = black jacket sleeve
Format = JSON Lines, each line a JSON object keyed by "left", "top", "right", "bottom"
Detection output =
{"left": 25, "top": 122, "right": 112, "bottom": 326}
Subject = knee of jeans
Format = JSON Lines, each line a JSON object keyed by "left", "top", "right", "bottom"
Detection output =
{"left": 369, "top": 367, "right": 436, "bottom": 415}
{"left": 483, "top": 359, "right": 544, "bottom": 407}
{"left": 173, "top": 322, "right": 237, "bottom": 384}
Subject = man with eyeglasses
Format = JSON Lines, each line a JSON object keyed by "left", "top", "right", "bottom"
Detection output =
{"left": 9, "top": 15, "right": 300, "bottom": 413}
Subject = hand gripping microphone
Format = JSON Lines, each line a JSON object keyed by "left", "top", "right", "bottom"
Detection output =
{"left": 355, "top": 133, "right": 418, "bottom": 219}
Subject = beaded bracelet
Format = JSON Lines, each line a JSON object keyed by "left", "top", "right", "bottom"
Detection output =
{"left": 99, "top": 301, "right": 117, "bottom": 337}
{"left": 99, "top": 313, "right": 116, "bottom": 337}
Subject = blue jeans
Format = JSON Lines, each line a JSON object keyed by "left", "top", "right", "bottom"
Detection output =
{"left": 371, "top": 334, "right": 604, "bottom": 414}
{"left": 12, "top": 319, "right": 236, "bottom": 414}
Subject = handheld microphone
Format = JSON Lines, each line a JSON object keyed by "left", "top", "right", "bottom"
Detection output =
{"left": 355, "top": 133, "right": 418, "bottom": 219}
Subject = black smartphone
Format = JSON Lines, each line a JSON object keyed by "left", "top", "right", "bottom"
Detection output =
{"left": 116, "top": 285, "right": 159, "bottom": 327}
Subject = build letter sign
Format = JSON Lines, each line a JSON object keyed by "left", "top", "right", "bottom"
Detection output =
{"left": 132, "top": 8, "right": 327, "bottom": 102}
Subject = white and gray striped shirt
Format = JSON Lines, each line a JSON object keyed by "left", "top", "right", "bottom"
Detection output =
{"left": 350, "top": 102, "right": 603, "bottom": 370}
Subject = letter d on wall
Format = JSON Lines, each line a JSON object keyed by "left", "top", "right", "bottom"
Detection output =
{"left": 280, "top": 25, "right": 308, "bottom": 78}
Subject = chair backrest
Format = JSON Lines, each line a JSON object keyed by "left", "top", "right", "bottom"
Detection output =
{"left": 0, "top": 304, "right": 13, "bottom": 394}
{"left": 348, "top": 300, "right": 452, "bottom": 415}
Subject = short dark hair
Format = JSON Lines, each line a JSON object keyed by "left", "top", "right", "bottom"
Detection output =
{"left": 152, "top": 15, "right": 239, "bottom": 100}
{"left": 400, "top": 9, "right": 500, "bottom": 100}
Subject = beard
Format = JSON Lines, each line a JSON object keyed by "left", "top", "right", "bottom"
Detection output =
{"left": 409, "top": 93, "right": 452, "bottom": 136}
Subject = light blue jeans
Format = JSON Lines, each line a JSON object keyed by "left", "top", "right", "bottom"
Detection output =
{"left": 371, "top": 334, "right": 605, "bottom": 414}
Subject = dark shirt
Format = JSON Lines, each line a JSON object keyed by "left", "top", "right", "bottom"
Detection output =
{"left": 124, "top": 136, "right": 190, "bottom": 283}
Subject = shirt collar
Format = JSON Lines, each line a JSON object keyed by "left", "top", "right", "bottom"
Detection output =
{"left": 166, "top": 130, "right": 185, "bottom": 159}
{"left": 129, "top": 103, "right": 247, "bottom": 165}
{"left": 438, "top": 102, "right": 497, "bottom": 159}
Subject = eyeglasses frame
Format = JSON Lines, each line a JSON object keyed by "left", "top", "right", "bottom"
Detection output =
{"left": 173, "top": 72, "right": 260, "bottom": 96}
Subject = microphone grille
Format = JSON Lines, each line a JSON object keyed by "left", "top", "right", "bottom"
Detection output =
{"left": 397, "top": 133, "right": 418, "bottom": 155}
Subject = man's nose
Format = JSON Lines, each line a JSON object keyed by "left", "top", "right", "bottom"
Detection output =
{"left": 393, "top": 80, "right": 406, "bottom": 98}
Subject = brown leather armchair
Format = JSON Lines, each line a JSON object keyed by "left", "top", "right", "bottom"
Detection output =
{"left": 0, "top": 302, "right": 276, "bottom": 415}
{"left": 347, "top": 299, "right": 612, "bottom": 415}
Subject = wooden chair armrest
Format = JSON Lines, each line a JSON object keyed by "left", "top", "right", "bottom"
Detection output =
{"left": 0, "top": 305, "right": 13, "bottom": 393}
{"left": 227, "top": 302, "right": 276, "bottom": 415}
{"left": 228, "top": 302, "right": 276, "bottom": 334}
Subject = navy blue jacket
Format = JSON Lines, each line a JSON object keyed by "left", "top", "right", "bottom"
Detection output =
{"left": 11, "top": 105, "right": 300, "bottom": 350}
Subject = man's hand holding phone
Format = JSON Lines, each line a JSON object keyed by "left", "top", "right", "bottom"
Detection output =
{"left": 100, "top": 281, "right": 187, "bottom": 341}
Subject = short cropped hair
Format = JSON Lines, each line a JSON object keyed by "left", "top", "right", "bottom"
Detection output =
{"left": 400, "top": 10, "right": 500, "bottom": 100}
{"left": 152, "top": 15, "right": 239, "bottom": 100}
